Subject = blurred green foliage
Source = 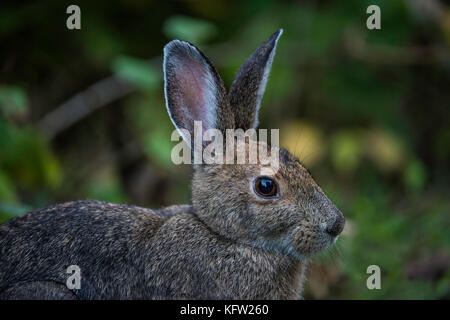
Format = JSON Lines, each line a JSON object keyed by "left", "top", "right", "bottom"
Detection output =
{"left": 112, "top": 56, "right": 160, "bottom": 90}
{"left": 0, "top": 0, "right": 449, "bottom": 299}
{"left": 163, "top": 15, "right": 218, "bottom": 44}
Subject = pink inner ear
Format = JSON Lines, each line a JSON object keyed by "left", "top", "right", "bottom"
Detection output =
{"left": 173, "top": 55, "right": 216, "bottom": 133}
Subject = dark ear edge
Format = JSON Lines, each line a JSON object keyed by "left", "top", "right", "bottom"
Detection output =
{"left": 228, "top": 29, "right": 283, "bottom": 130}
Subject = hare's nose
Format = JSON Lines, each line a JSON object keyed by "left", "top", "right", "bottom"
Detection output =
{"left": 326, "top": 210, "right": 345, "bottom": 237}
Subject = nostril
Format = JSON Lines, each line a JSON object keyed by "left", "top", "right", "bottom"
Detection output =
{"left": 326, "top": 212, "right": 345, "bottom": 237}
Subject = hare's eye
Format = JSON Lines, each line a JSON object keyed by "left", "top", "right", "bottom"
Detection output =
{"left": 254, "top": 176, "right": 278, "bottom": 198}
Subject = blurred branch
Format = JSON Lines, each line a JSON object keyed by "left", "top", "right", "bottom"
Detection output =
{"left": 343, "top": 28, "right": 450, "bottom": 65}
{"left": 36, "top": 75, "right": 136, "bottom": 139}
{"left": 35, "top": 41, "right": 232, "bottom": 140}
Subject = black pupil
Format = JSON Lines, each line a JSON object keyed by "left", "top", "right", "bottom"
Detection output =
{"left": 259, "top": 178, "right": 274, "bottom": 195}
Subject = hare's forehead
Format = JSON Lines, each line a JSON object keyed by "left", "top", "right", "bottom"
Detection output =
{"left": 239, "top": 145, "right": 308, "bottom": 173}
{"left": 277, "top": 149, "right": 312, "bottom": 181}
{"left": 252, "top": 151, "right": 308, "bottom": 177}
{"left": 244, "top": 139, "right": 272, "bottom": 150}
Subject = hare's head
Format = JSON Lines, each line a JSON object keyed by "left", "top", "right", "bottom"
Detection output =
{"left": 163, "top": 30, "right": 344, "bottom": 258}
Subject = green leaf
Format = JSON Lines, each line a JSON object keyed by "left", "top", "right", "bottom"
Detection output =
{"left": 112, "top": 55, "right": 160, "bottom": 90}
{"left": 403, "top": 159, "right": 427, "bottom": 193}
{"left": 0, "top": 125, "right": 63, "bottom": 189}
{"left": 83, "top": 167, "right": 127, "bottom": 203}
{"left": 143, "top": 130, "right": 174, "bottom": 168}
{"left": 330, "top": 130, "right": 364, "bottom": 174}
{"left": 0, "top": 85, "right": 28, "bottom": 116}
{"left": 0, "top": 201, "right": 32, "bottom": 218}
{"left": 163, "top": 15, "right": 217, "bottom": 44}
{"left": 0, "top": 171, "right": 17, "bottom": 202}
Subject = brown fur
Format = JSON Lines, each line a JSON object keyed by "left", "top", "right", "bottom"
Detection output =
{"left": 0, "top": 30, "right": 344, "bottom": 299}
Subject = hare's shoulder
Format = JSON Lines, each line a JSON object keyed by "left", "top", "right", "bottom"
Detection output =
{"left": 0, "top": 200, "right": 193, "bottom": 296}
{"left": 154, "top": 204, "right": 194, "bottom": 218}
{"left": 0, "top": 200, "right": 193, "bottom": 244}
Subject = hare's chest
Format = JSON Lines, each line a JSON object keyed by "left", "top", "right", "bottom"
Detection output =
{"left": 145, "top": 215, "right": 301, "bottom": 299}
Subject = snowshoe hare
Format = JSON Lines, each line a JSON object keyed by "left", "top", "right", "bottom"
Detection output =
{"left": 0, "top": 29, "right": 344, "bottom": 299}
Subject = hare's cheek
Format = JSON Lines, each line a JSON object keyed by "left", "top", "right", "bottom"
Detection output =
{"left": 293, "top": 225, "right": 330, "bottom": 255}
{"left": 292, "top": 227, "right": 313, "bottom": 254}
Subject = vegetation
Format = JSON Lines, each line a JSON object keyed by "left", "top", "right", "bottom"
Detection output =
{"left": 1, "top": 0, "right": 449, "bottom": 299}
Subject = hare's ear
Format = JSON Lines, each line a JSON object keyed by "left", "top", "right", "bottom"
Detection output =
{"left": 228, "top": 29, "right": 283, "bottom": 130}
{"left": 163, "top": 40, "right": 233, "bottom": 146}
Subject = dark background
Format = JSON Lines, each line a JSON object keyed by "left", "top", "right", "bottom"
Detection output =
{"left": 0, "top": 0, "right": 449, "bottom": 299}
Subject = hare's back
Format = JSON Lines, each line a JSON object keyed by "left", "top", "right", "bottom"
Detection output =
{"left": 0, "top": 200, "right": 166, "bottom": 299}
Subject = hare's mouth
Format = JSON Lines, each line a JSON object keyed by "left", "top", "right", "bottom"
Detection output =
{"left": 290, "top": 226, "right": 339, "bottom": 256}
{"left": 322, "top": 229, "right": 340, "bottom": 248}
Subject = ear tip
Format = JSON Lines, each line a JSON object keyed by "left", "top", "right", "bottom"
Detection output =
{"left": 260, "top": 29, "right": 283, "bottom": 52}
{"left": 163, "top": 40, "right": 199, "bottom": 60}
{"left": 272, "top": 28, "right": 284, "bottom": 42}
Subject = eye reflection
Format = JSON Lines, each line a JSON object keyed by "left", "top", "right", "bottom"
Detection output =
{"left": 254, "top": 176, "right": 278, "bottom": 198}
